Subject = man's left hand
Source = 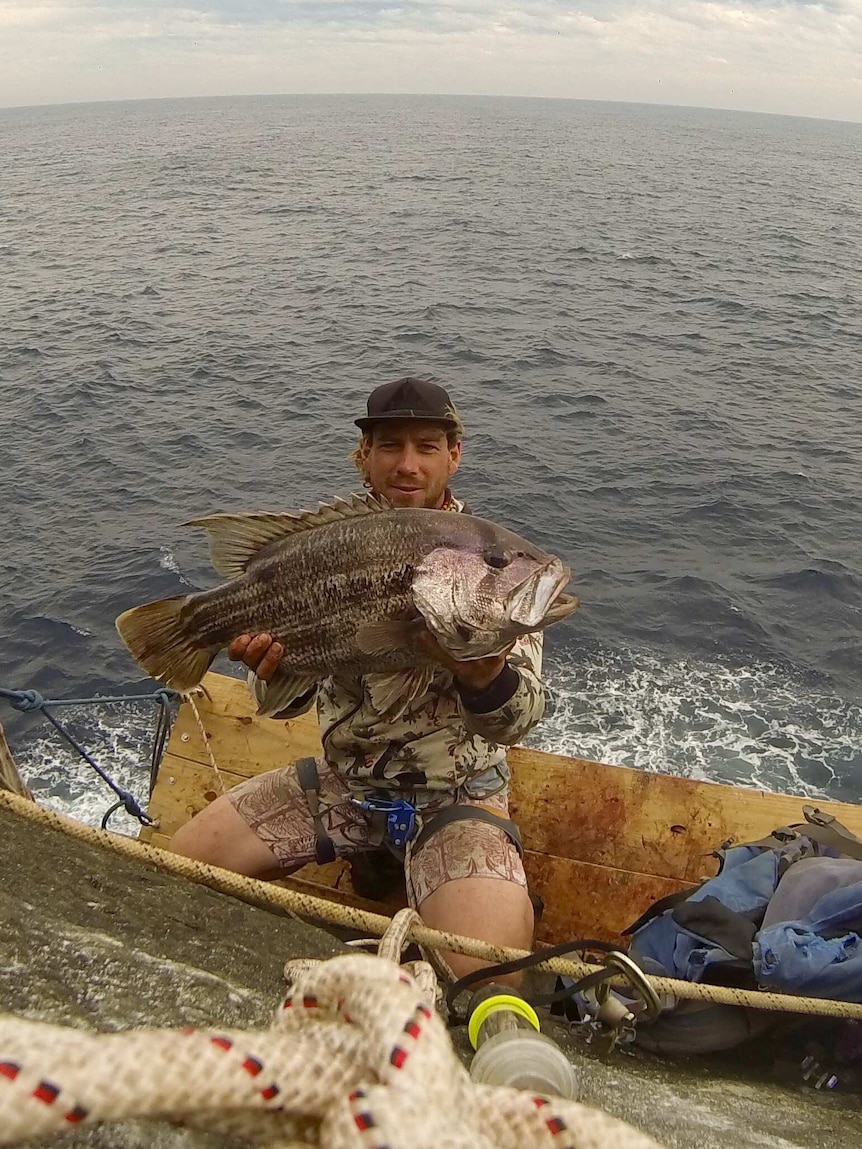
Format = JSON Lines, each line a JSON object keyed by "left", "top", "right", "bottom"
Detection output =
{"left": 415, "top": 628, "right": 514, "bottom": 693}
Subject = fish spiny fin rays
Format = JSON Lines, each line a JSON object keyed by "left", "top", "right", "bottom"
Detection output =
{"left": 365, "top": 665, "right": 437, "bottom": 719}
{"left": 116, "top": 596, "right": 216, "bottom": 691}
{"left": 355, "top": 618, "right": 426, "bottom": 657}
{"left": 254, "top": 671, "right": 319, "bottom": 718}
{"left": 186, "top": 493, "right": 390, "bottom": 579}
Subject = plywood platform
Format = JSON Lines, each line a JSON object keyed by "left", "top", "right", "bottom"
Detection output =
{"left": 142, "top": 672, "right": 862, "bottom": 944}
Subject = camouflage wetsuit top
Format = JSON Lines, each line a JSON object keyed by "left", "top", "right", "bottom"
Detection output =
{"left": 252, "top": 496, "right": 546, "bottom": 809}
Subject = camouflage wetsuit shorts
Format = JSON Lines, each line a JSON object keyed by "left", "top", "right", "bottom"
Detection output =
{"left": 226, "top": 758, "right": 527, "bottom": 907}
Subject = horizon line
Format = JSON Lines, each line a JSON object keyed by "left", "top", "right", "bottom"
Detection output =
{"left": 1, "top": 90, "right": 861, "bottom": 128}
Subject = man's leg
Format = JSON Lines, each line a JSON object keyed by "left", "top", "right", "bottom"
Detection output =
{"left": 406, "top": 798, "right": 533, "bottom": 986}
{"left": 169, "top": 760, "right": 376, "bottom": 879}
{"left": 169, "top": 794, "right": 288, "bottom": 880}
{"left": 418, "top": 874, "right": 534, "bottom": 985}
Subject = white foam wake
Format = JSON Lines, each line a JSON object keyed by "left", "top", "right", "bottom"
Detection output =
{"left": 159, "top": 547, "right": 193, "bottom": 586}
{"left": 15, "top": 708, "right": 159, "bottom": 837}
{"left": 529, "top": 647, "right": 860, "bottom": 801}
{"left": 11, "top": 649, "right": 860, "bottom": 837}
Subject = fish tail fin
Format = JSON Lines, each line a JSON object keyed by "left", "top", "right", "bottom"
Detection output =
{"left": 115, "top": 596, "right": 215, "bottom": 690}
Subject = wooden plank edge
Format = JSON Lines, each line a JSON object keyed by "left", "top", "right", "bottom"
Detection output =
{"left": 0, "top": 721, "right": 33, "bottom": 801}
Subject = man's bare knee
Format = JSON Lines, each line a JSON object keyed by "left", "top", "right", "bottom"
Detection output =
{"left": 418, "top": 876, "right": 534, "bottom": 988}
{"left": 169, "top": 794, "right": 284, "bottom": 880}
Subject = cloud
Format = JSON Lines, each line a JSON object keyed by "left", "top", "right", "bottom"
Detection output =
{"left": 0, "top": 0, "right": 860, "bottom": 118}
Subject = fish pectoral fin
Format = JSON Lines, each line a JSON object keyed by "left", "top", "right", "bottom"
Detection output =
{"left": 116, "top": 597, "right": 215, "bottom": 691}
{"left": 355, "top": 618, "right": 425, "bottom": 657}
{"left": 187, "top": 493, "right": 389, "bottom": 578}
{"left": 365, "top": 665, "right": 436, "bottom": 718}
{"left": 255, "top": 672, "right": 319, "bottom": 718}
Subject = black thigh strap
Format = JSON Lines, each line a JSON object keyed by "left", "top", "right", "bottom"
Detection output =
{"left": 412, "top": 804, "right": 523, "bottom": 857}
{"left": 295, "top": 757, "right": 337, "bottom": 865}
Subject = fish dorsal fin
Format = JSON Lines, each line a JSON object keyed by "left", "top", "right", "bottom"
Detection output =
{"left": 185, "top": 492, "right": 389, "bottom": 578}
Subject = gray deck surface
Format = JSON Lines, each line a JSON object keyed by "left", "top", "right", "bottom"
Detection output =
{"left": 2, "top": 806, "right": 858, "bottom": 1148}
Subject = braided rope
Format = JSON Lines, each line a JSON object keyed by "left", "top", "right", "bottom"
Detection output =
{"left": 2, "top": 787, "right": 862, "bottom": 1021}
{"left": 0, "top": 909, "right": 664, "bottom": 1148}
{"left": 183, "top": 689, "right": 226, "bottom": 795}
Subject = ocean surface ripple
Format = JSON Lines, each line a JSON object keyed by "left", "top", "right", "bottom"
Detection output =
{"left": 1, "top": 95, "right": 860, "bottom": 826}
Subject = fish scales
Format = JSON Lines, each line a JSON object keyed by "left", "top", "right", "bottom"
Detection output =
{"left": 184, "top": 514, "right": 425, "bottom": 672}
{"left": 115, "top": 497, "right": 579, "bottom": 714}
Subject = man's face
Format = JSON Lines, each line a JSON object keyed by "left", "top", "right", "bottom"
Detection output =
{"left": 364, "top": 420, "right": 462, "bottom": 509}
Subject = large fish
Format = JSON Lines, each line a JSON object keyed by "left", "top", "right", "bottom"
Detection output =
{"left": 116, "top": 494, "right": 578, "bottom": 716}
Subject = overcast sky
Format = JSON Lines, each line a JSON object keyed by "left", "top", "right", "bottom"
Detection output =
{"left": 1, "top": 1, "right": 860, "bottom": 120}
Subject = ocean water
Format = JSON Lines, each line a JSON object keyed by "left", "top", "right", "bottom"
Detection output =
{"left": 1, "top": 94, "right": 860, "bottom": 831}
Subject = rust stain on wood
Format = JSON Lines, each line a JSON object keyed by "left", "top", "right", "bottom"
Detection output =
{"left": 144, "top": 671, "right": 862, "bottom": 945}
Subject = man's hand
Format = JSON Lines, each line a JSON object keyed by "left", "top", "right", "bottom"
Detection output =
{"left": 228, "top": 633, "right": 284, "bottom": 683}
{"left": 415, "top": 628, "right": 514, "bottom": 693}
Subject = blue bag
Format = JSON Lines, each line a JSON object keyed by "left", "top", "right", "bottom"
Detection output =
{"left": 624, "top": 807, "right": 862, "bottom": 1054}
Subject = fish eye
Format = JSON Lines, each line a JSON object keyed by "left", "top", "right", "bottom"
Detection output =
{"left": 484, "top": 549, "right": 511, "bottom": 569}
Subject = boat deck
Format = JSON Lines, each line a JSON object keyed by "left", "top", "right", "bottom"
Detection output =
{"left": 141, "top": 671, "right": 862, "bottom": 945}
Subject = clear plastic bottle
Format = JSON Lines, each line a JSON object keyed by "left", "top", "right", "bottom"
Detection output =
{"left": 466, "top": 984, "right": 578, "bottom": 1099}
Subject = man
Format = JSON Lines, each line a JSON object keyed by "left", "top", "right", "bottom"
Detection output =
{"left": 170, "top": 377, "right": 546, "bottom": 982}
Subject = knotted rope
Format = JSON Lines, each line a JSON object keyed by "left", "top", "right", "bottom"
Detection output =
{"left": 0, "top": 909, "right": 663, "bottom": 1148}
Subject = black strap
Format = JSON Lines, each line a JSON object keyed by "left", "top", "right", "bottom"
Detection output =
{"left": 624, "top": 884, "right": 703, "bottom": 936}
{"left": 295, "top": 757, "right": 337, "bottom": 865}
{"left": 412, "top": 804, "right": 523, "bottom": 857}
{"left": 444, "top": 937, "right": 617, "bottom": 1019}
{"left": 741, "top": 807, "right": 862, "bottom": 863}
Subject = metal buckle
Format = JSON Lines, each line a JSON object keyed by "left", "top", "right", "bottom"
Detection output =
{"left": 573, "top": 951, "right": 663, "bottom": 1057}
{"left": 351, "top": 796, "right": 417, "bottom": 850}
{"left": 599, "top": 951, "right": 662, "bottom": 1021}
{"left": 804, "top": 805, "right": 835, "bottom": 828}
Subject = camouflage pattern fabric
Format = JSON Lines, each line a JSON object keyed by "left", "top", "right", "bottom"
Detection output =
{"left": 250, "top": 630, "right": 544, "bottom": 806}
{"left": 226, "top": 759, "right": 528, "bottom": 903}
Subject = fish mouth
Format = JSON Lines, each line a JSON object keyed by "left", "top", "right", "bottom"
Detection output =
{"left": 508, "top": 559, "right": 573, "bottom": 628}
{"left": 539, "top": 591, "right": 580, "bottom": 626}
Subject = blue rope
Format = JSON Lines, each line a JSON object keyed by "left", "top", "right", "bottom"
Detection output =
{"left": 0, "top": 688, "right": 176, "bottom": 711}
{"left": 0, "top": 686, "right": 178, "bottom": 826}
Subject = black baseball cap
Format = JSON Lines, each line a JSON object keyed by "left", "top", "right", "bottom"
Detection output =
{"left": 355, "top": 376, "right": 460, "bottom": 432}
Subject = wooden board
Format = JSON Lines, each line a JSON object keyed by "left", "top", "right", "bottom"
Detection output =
{"left": 506, "top": 750, "right": 862, "bottom": 883}
{"left": 143, "top": 748, "right": 691, "bottom": 943}
{"left": 145, "top": 672, "right": 862, "bottom": 944}
{"left": 0, "top": 721, "right": 33, "bottom": 800}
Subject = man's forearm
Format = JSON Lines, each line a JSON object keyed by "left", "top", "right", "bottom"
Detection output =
{"left": 456, "top": 663, "right": 544, "bottom": 746}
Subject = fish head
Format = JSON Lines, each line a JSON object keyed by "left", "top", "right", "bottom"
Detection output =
{"left": 413, "top": 530, "right": 578, "bottom": 660}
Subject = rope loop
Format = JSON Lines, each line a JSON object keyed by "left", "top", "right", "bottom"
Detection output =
{"left": 0, "top": 900, "right": 666, "bottom": 1147}
{"left": 121, "top": 791, "right": 154, "bottom": 824}
{"left": 7, "top": 689, "right": 45, "bottom": 714}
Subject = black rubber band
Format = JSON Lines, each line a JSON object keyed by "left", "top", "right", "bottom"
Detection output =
{"left": 457, "top": 663, "right": 519, "bottom": 714}
{"left": 444, "top": 937, "right": 618, "bottom": 1020}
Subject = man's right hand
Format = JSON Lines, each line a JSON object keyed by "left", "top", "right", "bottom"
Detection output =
{"left": 227, "top": 633, "right": 285, "bottom": 683}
